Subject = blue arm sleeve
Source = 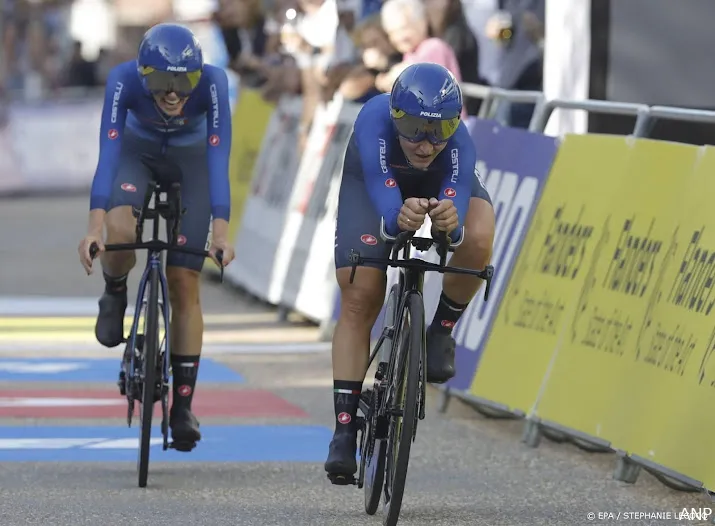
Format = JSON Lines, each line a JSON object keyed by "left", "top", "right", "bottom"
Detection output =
{"left": 353, "top": 99, "right": 404, "bottom": 236}
{"left": 438, "top": 124, "right": 476, "bottom": 243}
{"left": 89, "top": 67, "right": 128, "bottom": 211}
{"left": 205, "top": 67, "right": 232, "bottom": 222}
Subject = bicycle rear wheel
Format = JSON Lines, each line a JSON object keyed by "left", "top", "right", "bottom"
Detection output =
{"left": 382, "top": 292, "right": 424, "bottom": 526}
{"left": 138, "top": 265, "right": 160, "bottom": 488}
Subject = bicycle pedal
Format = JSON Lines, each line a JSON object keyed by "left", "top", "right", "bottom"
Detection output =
{"left": 169, "top": 440, "right": 196, "bottom": 453}
{"left": 327, "top": 473, "right": 357, "bottom": 486}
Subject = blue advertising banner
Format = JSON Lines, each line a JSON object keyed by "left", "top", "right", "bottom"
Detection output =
{"left": 446, "top": 120, "right": 559, "bottom": 390}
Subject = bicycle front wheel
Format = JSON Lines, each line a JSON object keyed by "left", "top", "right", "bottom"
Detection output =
{"left": 382, "top": 292, "right": 424, "bottom": 526}
{"left": 364, "top": 283, "right": 400, "bottom": 515}
{"left": 138, "top": 265, "right": 160, "bottom": 488}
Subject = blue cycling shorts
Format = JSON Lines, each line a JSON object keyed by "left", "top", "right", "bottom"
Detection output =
{"left": 107, "top": 132, "right": 211, "bottom": 271}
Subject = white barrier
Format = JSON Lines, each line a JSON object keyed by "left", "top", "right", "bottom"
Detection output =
{"left": 224, "top": 96, "right": 304, "bottom": 298}
{"left": 266, "top": 96, "right": 343, "bottom": 307}
{"left": 291, "top": 103, "right": 359, "bottom": 322}
{"left": 0, "top": 96, "right": 103, "bottom": 194}
{"left": 226, "top": 95, "right": 359, "bottom": 324}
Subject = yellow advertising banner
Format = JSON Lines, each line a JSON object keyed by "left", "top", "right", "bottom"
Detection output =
{"left": 534, "top": 138, "right": 700, "bottom": 441}
{"left": 469, "top": 134, "right": 633, "bottom": 413}
{"left": 227, "top": 89, "right": 275, "bottom": 241}
{"left": 604, "top": 145, "right": 715, "bottom": 487}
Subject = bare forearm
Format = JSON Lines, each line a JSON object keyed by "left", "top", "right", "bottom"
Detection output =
{"left": 212, "top": 218, "right": 229, "bottom": 242}
{"left": 87, "top": 209, "right": 106, "bottom": 236}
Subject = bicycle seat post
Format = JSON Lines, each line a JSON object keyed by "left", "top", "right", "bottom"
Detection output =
{"left": 150, "top": 183, "right": 162, "bottom": 243}
{"left": 168, "top": 182, "right": 182, "bottom": 246}
{"left": 135, "top": 181, "right": 155, "bottom": 243}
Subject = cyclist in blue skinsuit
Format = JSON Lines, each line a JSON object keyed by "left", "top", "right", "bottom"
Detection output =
{"left": 325, "top": 63, "right": 495, "bottom": 478}
{"left": 78, "top": 23, "right": 236, "bottom": 449}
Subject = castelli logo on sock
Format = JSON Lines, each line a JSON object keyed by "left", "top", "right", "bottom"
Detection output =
{"left": 178, "top": 385, "right": 192, "bottom": 397}
{"left": 337, "top": 412, "right": 351, "bottom": 424}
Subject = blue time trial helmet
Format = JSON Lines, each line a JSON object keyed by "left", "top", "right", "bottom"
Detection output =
{"left": 389, "top": 62, "right": 463, "bottom": 144}
{"left": 136, "top": 23, "right": 204, "bottom": 97}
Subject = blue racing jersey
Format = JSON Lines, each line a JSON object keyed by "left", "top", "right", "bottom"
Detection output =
{"left": 89, "top": 60, "right": 232, "bottom": 221}
{"left": 352, "top": 93, "right": 476, "bottom": 240}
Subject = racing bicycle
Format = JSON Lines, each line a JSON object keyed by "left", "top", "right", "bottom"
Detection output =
{"left": 328, "top": 219, "right": 494, "bottom": 526}
{"left": 89, "top": 155, "right": 224, "bottom": 488}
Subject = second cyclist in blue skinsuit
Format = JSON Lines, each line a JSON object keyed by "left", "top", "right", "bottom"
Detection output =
{"left": 325, "top": 63, "right": 496, "bottom": 479}
{"left": 77, "top": 23, "right": 236, "bottom": 450}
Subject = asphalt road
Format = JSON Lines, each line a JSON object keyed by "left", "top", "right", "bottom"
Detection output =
{"left": 0, "top": 195, "right": 710, "bottom": 526}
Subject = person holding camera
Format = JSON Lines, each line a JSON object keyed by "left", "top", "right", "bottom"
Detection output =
{"left": 485, "top": 0, "right": 544, "bottom": 129}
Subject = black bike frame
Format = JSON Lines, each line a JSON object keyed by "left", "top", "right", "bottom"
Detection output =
{"left": 349, "top": 228, "right": 493, "bottom": 373}
{"left": 90, "top": 181, "right": 224, "bottom": 391}
{"left": 124, "top": 184, "right": 173, "bottom": 391}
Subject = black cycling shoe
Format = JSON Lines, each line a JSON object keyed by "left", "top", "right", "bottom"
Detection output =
{"left": 426, "top": 327, "right": 456, "bottom": 384}
{"left": 95, "top": 290, "right": 128, "bottom": 348}
{"left": 325, "top": 431, "right": 358, "bottom": 484}
{"left": 170, "top": 406, "right": 201, "bottom": 451}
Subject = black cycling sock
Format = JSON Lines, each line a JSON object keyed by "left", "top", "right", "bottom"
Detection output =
{"left": 333, "top": 380, "right": 362, "bottom": 435}
{"left": 430, "top": 292, "right": 469, "bottom": 334}
{"left": 171, "top": 354, "right": 201, "bottom": 411}
{"left": 103, "top": 272, "right": 128, "bottom": 295}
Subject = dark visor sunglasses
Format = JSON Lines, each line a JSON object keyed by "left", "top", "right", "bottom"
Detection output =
{"left": 139, "top": 66, "right": 202, "bottom": 97}
{"left": 391, "top": 108, "right": 460, "bottom": 145}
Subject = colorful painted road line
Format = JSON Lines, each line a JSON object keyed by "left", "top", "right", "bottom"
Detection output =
{"left": 0, "top": 388, "right": 308, "bottom": 419}
{"left": 0, "top": 357, "right": 244, "bottom": 383}
{"left": 0, "top": 425, "right": 332, "bottom": 462}
{"left": 0, "top": 297, "right": 329, "bottom": 353}
{"left": 0, "top": 296, "right": 333, "bottom": 463}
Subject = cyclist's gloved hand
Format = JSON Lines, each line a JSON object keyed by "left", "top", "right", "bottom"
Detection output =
{"left": 429, "top": 198, "right": 459, "bottom": 234}
{"left": 398, "top": 197, "right": 429, "bottom": 232}
{"left": 78, "top": 232, "right": 105, "bottom": 275}
{"left": 208, "top": 238, "right": 235, "bottom": 268}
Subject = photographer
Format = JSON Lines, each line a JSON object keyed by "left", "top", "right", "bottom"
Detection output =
{"left": 486, "top": 0, "right": 544, "bottom": 128}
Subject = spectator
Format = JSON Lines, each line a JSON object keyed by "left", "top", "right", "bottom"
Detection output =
{"left": 485, "top": 0, "right": 544, "bottom": 128}
{"left": 290, "top": 0, "right": 340, "bottom": 150}
{"left": 259, "top": 2, "right": 305, "bottom": 103}
{"left": 2, "top": 0, "right": 27, "bottom": 90}
{"left": 378, "top": 0, "right": 466, "bottom": 119}
{"left": 94, "top": 47, "right": 113, "bottom": 86}
{"left": 328, "top": 12, "right": 400, "bottom": 103}
{"left": 361, "top": 0, "right": 382, "bottom": 20}
{"left": 459, "top": 0, "right": 500, "bottom": 88}
{"left": 214, "top": 0, "right": 271, "bottom": 89}
{"left": 213, "top": 0, "right": 302, "bottom": 104}
{"left": 319, "top": 0, "right": 363, "bottom": 102}
{"left": 260, "top": 0, "right": 290, "bottom": 56}
{"left": 65, "top": 40, "right": 96, "bottom": 88}
{"left": 424, "top": 0, "right": 484, "bottom": 115}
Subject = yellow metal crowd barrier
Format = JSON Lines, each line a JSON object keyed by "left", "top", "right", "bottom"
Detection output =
{"left": 469, "top": 131, "right": 715, "bottom": 491}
